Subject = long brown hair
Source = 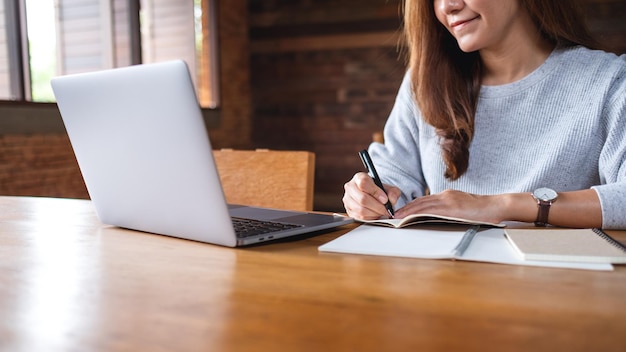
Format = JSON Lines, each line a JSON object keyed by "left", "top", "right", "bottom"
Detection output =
{"left": 403, "top": 0, "right": 598, "bottom": 180}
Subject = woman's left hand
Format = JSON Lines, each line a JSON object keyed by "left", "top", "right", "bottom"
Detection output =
{"left": 394, "top": 189, "right": 505, "bottom": 224}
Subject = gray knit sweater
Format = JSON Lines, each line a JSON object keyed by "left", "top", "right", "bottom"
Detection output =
{"left": 369, "top": 46, "right": 626, "bottom": 229}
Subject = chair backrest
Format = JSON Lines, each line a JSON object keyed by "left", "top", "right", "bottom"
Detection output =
{"left": 212, "top": 149, "right": 315, "bottom": 211}
{"left": 372, "top": 131, "right": 384, "bottom": 144}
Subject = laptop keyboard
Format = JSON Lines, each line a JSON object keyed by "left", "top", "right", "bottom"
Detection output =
{"left": 232, "top": 217, "right": 304, "bottom": 238}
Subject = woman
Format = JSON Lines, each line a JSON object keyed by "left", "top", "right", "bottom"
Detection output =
{"left": 342, "top": 0, "right": 626, "bottom": 229}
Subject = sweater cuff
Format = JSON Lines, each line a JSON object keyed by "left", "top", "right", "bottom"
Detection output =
{"left": 591, "top": 183, "right": 626, "bottom": 229}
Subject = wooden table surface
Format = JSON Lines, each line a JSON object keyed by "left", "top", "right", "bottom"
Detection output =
{"left": 1, "top": 196, "right": 625, "bottom": 352}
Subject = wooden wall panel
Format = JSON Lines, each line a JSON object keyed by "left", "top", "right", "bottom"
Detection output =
{"left": 206, "top": 0, "right": 253, "bottom": 149}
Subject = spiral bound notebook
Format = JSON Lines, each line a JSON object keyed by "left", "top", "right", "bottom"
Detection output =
{"left": 504, "top": 228, "right": 626, "bottom": 264}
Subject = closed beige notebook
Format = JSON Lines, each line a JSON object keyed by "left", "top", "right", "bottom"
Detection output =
{"left": 504, "top": 229, "right": 626, "bottom": 264}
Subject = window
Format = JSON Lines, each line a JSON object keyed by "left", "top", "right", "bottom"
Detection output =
{"left": 0, "top": 0, "right": 219, "bottom": 108}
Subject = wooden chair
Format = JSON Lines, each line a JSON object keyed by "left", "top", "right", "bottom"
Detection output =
{"left": 212, "top": 149, "right": 315, "bottom": 211}
{"left": 372, "top": 131, "right": 384, "bottom": 144}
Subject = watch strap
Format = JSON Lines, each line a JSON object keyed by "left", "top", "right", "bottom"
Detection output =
{"left": 534, "top": 200, "right": 551, "bottom": 227}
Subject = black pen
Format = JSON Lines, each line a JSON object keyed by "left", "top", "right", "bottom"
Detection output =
{"left": 358, "top": 149, "right": 395, "bottom": 218}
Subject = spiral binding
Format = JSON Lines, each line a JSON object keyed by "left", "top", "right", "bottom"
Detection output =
{"left": 592, "top": 228, "right": 626, "bottom": 252}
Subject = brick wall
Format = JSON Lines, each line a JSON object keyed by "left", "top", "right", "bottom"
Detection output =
{"left": 0, "top": 134, "right": 88, "bottom": 198}
{"left": 249, "top": 0, "right": 405, "bottom": 211}
{"left": 250, "top": 47, "right": 404, "bottom": 211}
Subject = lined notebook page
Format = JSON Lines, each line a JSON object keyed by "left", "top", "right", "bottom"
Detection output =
{"left": 504, "top": 228, "right": 626, "bottom": 264}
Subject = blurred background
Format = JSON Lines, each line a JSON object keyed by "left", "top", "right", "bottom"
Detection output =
{"left": 0, "top": 0, "right": 624, "bottom": 212}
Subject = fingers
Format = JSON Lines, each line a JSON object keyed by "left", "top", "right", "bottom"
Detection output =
{"left": 343, "top": 172, "right": 397, "bottom": 220}
{"left": 393, "top": 189, "right": 495, "bottom": 223}
{"left": 394, "top": 197, "right": 434, "bottom": 219}
{"left": 385, "top": 186, "right": 402, "bottom": 206}
{"left": 395, "top": 190, "right": 454, "bottom": 218}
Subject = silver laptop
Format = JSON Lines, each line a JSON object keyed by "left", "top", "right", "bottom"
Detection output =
{"left": 51, "top": 60, "right": 353, "bottom": 247}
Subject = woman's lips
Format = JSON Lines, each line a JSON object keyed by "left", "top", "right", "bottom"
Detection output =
{"left": 450, "top": 16, "right": 479, "bottom": 30}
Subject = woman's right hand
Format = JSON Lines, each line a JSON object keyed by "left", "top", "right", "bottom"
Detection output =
{"left": 342, "top": 172, "right": 401, "bottom": 220}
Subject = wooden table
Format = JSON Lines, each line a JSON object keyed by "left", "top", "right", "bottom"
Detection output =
{"left": 1, "top": 196, "right": 625, "bottom": 351}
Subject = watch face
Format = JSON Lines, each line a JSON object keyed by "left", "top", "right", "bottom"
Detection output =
{"left": 533, "top": 187, "right": 558, "bottom": 202}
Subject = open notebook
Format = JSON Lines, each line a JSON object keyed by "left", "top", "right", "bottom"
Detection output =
{"left": 360, "top": 213, "right": 505, "bottom": 228}
{"left": 319, "top": 225, "right": 613, "bottom": 271}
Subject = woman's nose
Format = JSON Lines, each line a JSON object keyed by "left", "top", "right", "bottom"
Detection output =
{"left": 436, "top": 0, "right": 464, "bottom": 15}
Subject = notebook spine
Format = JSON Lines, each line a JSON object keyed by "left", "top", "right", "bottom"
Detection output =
{"left": 592, "top": 228, "right": 626, "bottom": 252}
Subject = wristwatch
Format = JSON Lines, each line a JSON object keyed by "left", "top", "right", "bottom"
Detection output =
{"left": 531, "top": 187, "right": 558, "bottom": 227}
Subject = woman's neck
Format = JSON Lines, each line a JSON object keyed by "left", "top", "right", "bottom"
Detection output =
{"left": 480, "top": 16, "right": 554, "bottom": 86}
